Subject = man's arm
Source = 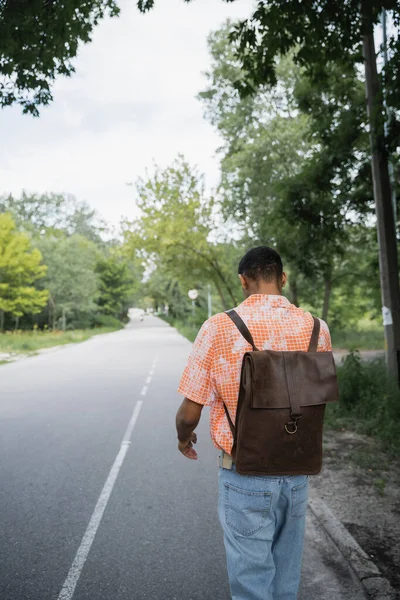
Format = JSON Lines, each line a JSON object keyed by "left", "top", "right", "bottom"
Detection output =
{"left": 318, "top": 319, "right": 332, "bottom": 351}
{"left": 176, "top": 398, "right": 203, "bottom": 460}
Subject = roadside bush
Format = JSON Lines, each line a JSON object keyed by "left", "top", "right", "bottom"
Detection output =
{"left": 159, "top": 311, "right": 206, "bottom": 343}
{"left": 92, "top": 314, "right": 122, "bottom": 329}
{"left": 327, "top": 352, "right": 400, "bottom": 455}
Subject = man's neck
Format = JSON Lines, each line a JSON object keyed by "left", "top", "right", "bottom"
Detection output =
{"left": 247, "top": 287, "right": 282, "bottom": 297}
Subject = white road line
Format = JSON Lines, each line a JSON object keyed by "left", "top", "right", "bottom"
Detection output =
{"left": 149, "top": 356, "right": 158, "bottom": 375}
{"left": 57, "top": 357, "right": 158, "bottom": 600}
{"left": 57, "top": 400, "right": 143, "bottom": 600}
{"left": 122, "top": 400, "right": 143, "bottom": 442}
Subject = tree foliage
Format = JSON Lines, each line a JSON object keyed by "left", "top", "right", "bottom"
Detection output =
{"left": 0, "top": 0, "right": 120, "bottom": 115}
{"left": 0, "top": 192, "right": 109, "bottom": 241}
{"left": 0, "top": 191, "right": 138, "bottom": 331}
{"left": 36, "top": 234, "right": 99, "bottom": 328}
{"left": 0, "top": 213, "right": 48, "bottom": 328}
{"left": 143, "top": 269, "right": 194, "bottom": 319}
{"left": 123, "top": 156, "right": 243, "bottom": 310}
{"left": 224, "top": 1, "right": 399, "bottom": 97}
{"left": 198, "top": 23, "right": 376, "bottom": 320}
{"left": 96, "top": 252, "right": 136, "bottom": 319}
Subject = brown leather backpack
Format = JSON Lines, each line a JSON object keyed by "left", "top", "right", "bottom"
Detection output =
{"left": 223, "top": 310, "right": 339, "bottom": 476}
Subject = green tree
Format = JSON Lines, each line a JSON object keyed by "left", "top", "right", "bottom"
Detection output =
{"left": 140, "top": 0, "right": 400, "bottom": 377}
{"left": 0, "top": 192, "right": 109, "bottom": 242}
{"left": 200, "top": 25, "right": 374, "bottom": 320}
{"left": 0, "top": 213, "right": 48, "bottom": 330}
{"left": 123, "top": 156, "right": 243, "bottom": 310}
{"left": 96, "top": 252, "right": 136, "bottom": 319}
{"left": 223, "top": 0, "right": 400, "bottom": 376}
{"left": 0, "top": 0, "right": 119, "bottom": 115}
{"left": 143, "top": 269, "right": 191, "bottom": 319}
{"left": 36, "top": 234, "right": 99, "bottom": 329}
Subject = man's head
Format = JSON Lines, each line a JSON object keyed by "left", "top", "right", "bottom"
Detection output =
{"left": 238, "top": 246, "right": 286, "bottom": 298}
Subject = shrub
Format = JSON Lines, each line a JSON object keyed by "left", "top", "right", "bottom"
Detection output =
{"left": 332, "top": 351, "right": 400, "bottom": 455}
{"left": 158, "top": 314, "right": 202, "bottom": 343}
{"left": 92, "top": 314, "right": 122, "bottom": 329}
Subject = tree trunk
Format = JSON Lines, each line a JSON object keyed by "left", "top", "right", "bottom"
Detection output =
{"left": 170, "top": 243, "right": 239, "bottom": 307}
{"left": 0, "top": 310, "right": 4, "bottom": 332}
{"left": 214, "top": 279, "right": 229, "bottom": 311}
{"left": 322, "top": 280, "right": 331, "bottom": 323}
{"left": 14, "top": 316, "right": 19, "bottom": 331}
{"left": 290, "top": 277, "right": 299, "bottom": 307}
{"left": 362, "top": 3, "right": 400, "bottom": 384}
{"left": 222, "top": 280, "right": 238, "bottom": 307}
{"left": 212, "top": 260, "right": 238, "bottom": 306}
{"left": 48, "top": 295, "right": 56, "bottom": 330}
{"left": 61, "top": 307, "right": 67, "bottom": 331}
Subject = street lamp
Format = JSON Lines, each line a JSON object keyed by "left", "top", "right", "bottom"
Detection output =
{"left": 188, "top": 289, "right": 198, "bottom": 317}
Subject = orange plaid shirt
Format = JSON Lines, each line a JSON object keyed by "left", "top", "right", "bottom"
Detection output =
{"left": 178, "top": 294, "right": 332, "bottom": 455}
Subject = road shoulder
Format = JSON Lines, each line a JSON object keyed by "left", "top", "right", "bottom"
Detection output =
{"left": 312, "top": 429, "right": 400, "bottom": 598}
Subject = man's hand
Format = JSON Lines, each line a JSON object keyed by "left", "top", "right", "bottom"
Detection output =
{"left": 176, "top": 397, "right": 203, "bottom": 460}
{"left": 178, "top": 432, "right": 198, "bottom": 460}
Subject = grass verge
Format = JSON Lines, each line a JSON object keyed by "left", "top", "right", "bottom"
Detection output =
{"left": 331, "top": 328, "right": 384, "bottom": 350}
{"left": 159, "top": 315, "right": 199, "bottom": 342}
{"left": 0, "top": 326, "right": 121, "bottom": 356}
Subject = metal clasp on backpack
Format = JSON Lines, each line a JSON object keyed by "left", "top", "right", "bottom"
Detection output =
{"left": 285, "top": 413, "right": 303, "bottom": 435}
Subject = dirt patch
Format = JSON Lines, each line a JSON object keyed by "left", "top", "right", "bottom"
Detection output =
{"left": 312, "top": 429, "right": 400, "bottom": 594}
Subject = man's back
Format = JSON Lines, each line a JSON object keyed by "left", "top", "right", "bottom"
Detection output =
{"left": 179, "top": 293, "right": 332, "bottom": 456}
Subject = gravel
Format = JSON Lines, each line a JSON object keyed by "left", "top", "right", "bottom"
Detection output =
{"left": 312, "top": 430, "right": 400, "bottom": 597}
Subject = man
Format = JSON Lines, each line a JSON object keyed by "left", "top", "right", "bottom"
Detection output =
{"left": 175, "top": 246, "right": 332, "bottom": 600}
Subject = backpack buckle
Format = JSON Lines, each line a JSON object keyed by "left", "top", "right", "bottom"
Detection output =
{"left": 285, "top": 413, "right": 303, "bottom": 435}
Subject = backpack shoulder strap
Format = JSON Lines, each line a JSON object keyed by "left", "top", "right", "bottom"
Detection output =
{"left": 225, "top": 309, "right": 258, "bottom": 351}
{"left": 308, "top": 317, "right": 321, "bottom": 352}
{"left": 223, "top": 403, "right": 235, "bottom": 436}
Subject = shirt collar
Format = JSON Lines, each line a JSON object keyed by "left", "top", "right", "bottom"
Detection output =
{"left": 240, "top": 294, "right": 291, "bottom": 309}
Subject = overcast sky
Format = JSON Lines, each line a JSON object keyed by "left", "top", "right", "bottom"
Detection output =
{"left": 0, "top": 0, "right": 254, "bottom": 228}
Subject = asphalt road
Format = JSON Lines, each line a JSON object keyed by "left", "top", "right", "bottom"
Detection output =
{"left": 0, "top": 316, "right": 367, "bottom": 600}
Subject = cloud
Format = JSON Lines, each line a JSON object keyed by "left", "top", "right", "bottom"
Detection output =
{"left": 0, "top": 0, "right": 254, "bottom": 227}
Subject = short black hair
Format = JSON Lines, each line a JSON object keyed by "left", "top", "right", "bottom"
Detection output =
{"left": 238, "top": 246, "right": 283, "bottom": 282}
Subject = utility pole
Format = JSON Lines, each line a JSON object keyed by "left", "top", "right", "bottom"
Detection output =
{"left": 362, "top": 2, "right": 400, "bottom": 383}
{"left": 381, "top": 8, "right": 397, "bottom": 224}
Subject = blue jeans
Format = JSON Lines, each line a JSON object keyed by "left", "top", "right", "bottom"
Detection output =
{"left": 218, "top": 466, "right": 308, "bottom": 600}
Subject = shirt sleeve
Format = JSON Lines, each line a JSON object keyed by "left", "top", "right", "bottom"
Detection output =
{"left": 178, "top": 319, "right": 216, "bottom": 406}
{"left": 317, "top": 319, "right": 332, "bottom": 352}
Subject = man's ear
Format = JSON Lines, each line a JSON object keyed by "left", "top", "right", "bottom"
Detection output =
{"left": 239, "top": 274, "right": 247, "bottom": 289}
{"left": 282, "top": 272, "right": 287, "bottom": 288}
